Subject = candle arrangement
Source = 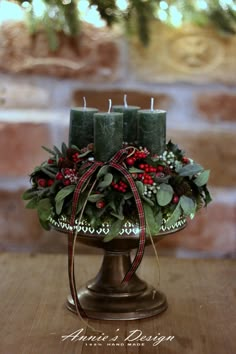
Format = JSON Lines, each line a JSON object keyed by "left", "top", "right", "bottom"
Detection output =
{"left": 22, "top": 95, "right": 212, "bottom": 320}
{"left": 23, "top": 96, "right": 211, "bottom": 235}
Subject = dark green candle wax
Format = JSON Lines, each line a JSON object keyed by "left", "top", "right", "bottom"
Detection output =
{"left": 112, "top": 105, "right": 140, "bottom": 143}
{"left": 137, "top": 109, "right": 166, "bottom": 155}
{"left": 94, "top": 112, "right": 123, "bottom": 162}
{"left": 69, "top": 107, "right": 98, "bottom": 148}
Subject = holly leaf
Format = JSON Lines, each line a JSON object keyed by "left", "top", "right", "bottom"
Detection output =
{"left": 144, "top": 203, "right": 160, "bottom": 235}
{"left": 180, "top": 196, "right": 196, "bottom": 215}
{"left": 103, "top": 219, "right": 123, "bottom": 242}
{"left": 98, "top": 173, "right": 113, "bottom": 189}
{"left": 165, "top": 203, "right": 181, "bottom": 228}
{"left": 194, "top": 170, "right": 210, "bottom": 187}
{"left": 156, "top": 183, "right": 174, "bottom": 206}
{"left": 177, "top": 163, "right": 204, "bottom": 177}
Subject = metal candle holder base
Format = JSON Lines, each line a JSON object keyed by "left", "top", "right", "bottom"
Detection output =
{"left": 50, "top": 217, "right": 187, "bottom": 320}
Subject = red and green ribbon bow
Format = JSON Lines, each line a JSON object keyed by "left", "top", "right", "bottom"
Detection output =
{"left": 68, "top": 148, "right": 146, "bottom": 318}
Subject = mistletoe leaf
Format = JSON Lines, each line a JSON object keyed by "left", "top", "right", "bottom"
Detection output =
{"left": 177, "top": 163, "right": 204, "bottom": 177}
{"left": 194, "top": 170, "right": 210, "bottom": 187}
{"left": 180, "top": 196, "right": 196, "bottom": 215}
{"left": 97, "top": 165, "right": 109, "bottom": 179}
{"left": 88, "top": 194, "right": 104, "bottom": 202}
{"left": 25, "top": 197, "right": 39, "bottom": 209}
{"left": 55, "top": 185, "right": 75, "bottom": 202}
{"left": 165, "top": 203, "right": 181, "bottom": 228}
{"left": 37, "top": 198, "right": 52, "bottom": 221}
{"left": 142, "top": 195, "right": 154, "bottom": 206}
{"left": 103, "top": 219, "right": 123, "bottom": 242}
{"left": 78, "top": 150, "right": 92, "bottom": 158}
{"left": 39, "top": 217, "right": 51, "bottom": 231}
{"left": 98, "top": 173, "right": 113, "bottom": 189}
{"left": 53, "top": 145, "right": 62, "bottom": 156}
{"left": 61, "top": 142, "right": 68, "bottom": 156}
{"left": 135, "top": 181, "right": 144, "bottom": 195}
{"left": 144, "top": 203, "right": 160, "bottom": 235}
{"left": 22, "top": 189, "right": 38, "bottom": 200}
{"left": 156, "top": 183, "right": 174, "bottom": 206}
{"left": 129, "top": 167, "right": 144, "bottom": 173}
{"left": 41, "top": 145, "right": 56, "bottom": 155}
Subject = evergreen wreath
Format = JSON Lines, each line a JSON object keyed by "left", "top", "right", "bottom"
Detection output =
{"left": 22, "top": 140, "right": 212, "bottom": 240}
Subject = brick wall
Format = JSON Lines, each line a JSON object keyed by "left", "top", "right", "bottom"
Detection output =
{"left": 0, "top": 22, "right": 235, "bottom": 257}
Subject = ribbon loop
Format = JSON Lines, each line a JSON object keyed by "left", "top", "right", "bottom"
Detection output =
{"left": 68, "top": 149, "right": 146, "bottom": 318}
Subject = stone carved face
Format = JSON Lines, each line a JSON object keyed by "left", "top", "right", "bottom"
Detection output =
{"left": 168, "top": 33, "right": 223, "bottom": 73}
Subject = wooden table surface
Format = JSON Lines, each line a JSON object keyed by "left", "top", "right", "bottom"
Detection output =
{"left": 0, "top": 253, "right": 235, "bottom": 354}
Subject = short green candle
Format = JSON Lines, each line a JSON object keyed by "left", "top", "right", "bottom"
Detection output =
{"left": 137, "top": 109, "right": 166, "bottom": 155}
{"left": 94, "top": 112, "right": 123, "bottom": 162}
{"left": 112, "top": 105, "right": 140, "bottom": 143}
{"left": 69, "top": 107, "right": 98, "bottom": 148}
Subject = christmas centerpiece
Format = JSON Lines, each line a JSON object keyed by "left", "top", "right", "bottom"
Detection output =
{"left": 23, "top": 97, "right": 212, "bottom": 320}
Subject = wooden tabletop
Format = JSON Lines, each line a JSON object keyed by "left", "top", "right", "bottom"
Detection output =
{"left": 0, "top": 253, "right": 235, "bottom": 354}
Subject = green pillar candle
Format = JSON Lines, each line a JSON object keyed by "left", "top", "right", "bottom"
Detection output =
{"left": 137, "top": 109, "right": 166, "bottom": 155}
{"left": 112, "top": 105, "right": 140, "bottom": 143}
{"left": 69, "top": 107, "right": 98, "bottom": 148}
{"left": 94, "top": 112, "right": 123, "bottom": 162}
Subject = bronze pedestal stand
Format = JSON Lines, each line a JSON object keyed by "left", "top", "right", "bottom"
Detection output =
{"left": 51, "top": 217, "right": 186, "bottom": 320}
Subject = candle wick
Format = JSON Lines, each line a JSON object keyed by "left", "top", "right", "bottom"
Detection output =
{"left": 150, "top": 97, "right": 154, "bottom": 112}
{"left": 108, "top": 99, "right": 112, "bottom": 114}
{"left": 124, "top": 94, "right": 128, "bottom": 108}
{"left": 83, "top": 96, "right": 87, "bottom": 110}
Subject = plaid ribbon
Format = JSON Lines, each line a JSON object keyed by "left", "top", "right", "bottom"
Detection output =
{"left": 68, "top": 148, "right": 146, "bottom": 318}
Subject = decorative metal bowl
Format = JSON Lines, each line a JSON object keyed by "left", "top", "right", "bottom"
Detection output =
{"left": 49, "top": 216, "right": 187, "bottom": 320}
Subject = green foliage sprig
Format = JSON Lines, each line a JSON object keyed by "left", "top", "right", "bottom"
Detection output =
{"left": 22, "top": 141, "right": 212, "bottom": 239}
{"left": 11, "top": 0, "right": 236, "bottom": 50}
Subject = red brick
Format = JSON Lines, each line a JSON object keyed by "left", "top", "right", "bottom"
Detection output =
{"left": 196, "top": 93, "right": 236, "bottom": 122}
{"left": 0, "top": 22, "right": 120, "bottom": 80}
{"left": 168, "top": 128, "right": 236, "bottom": 187}
{"left": 73, "top": 89, "right": 172, "bottom": 111}
{"left": 158, "top": 198, "right": 236, "bottom": 256}
{"left": 0, "top": 122, "right": 50, "bottom": 177}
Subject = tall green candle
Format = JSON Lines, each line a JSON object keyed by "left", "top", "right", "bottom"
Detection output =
{"left": 94, "top": 101, "right": 123, "bottom": 162}
{"left": 69, "top": 105, "right": 98, "bottom": 148}
{"left": 112, "top": 96, "right": 140, "bottom": 143}
{"left": 137, "top": 99, "right": 166, "bottom": 155}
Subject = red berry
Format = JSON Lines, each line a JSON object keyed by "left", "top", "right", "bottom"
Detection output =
{"left": 56, "top": 172, "right": 63, "bottom": 180}
{"left": 96, "top": 200, "right": 105, "bottom": 209}
{"left": 38, "top": 179, "right": 47, "bottom": 187}
{"left": 63, "top": 179, "right": 71, "bottom": 186}
{"left": 182, "top": 157, "right": 190, "bottom": 164}
{"left": 173, "top": 195, "right": 179, "bottom": 204}
{"left": 157, "top": 166, "right": 164, "bottom": 172}
{"left": 58, "top": 157, "right": 64, "bottom": 163}
{"left": 139, "top": 164, "right": 145, "bottom": 169}
{"left": 126, "top": 158, "right": 135, "bottom": 166}
{"left": 47, "top": 179, "right": 54, "bottom": 186}
{"left": 48, "top": 159, "right": 54, "bottom": 164}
